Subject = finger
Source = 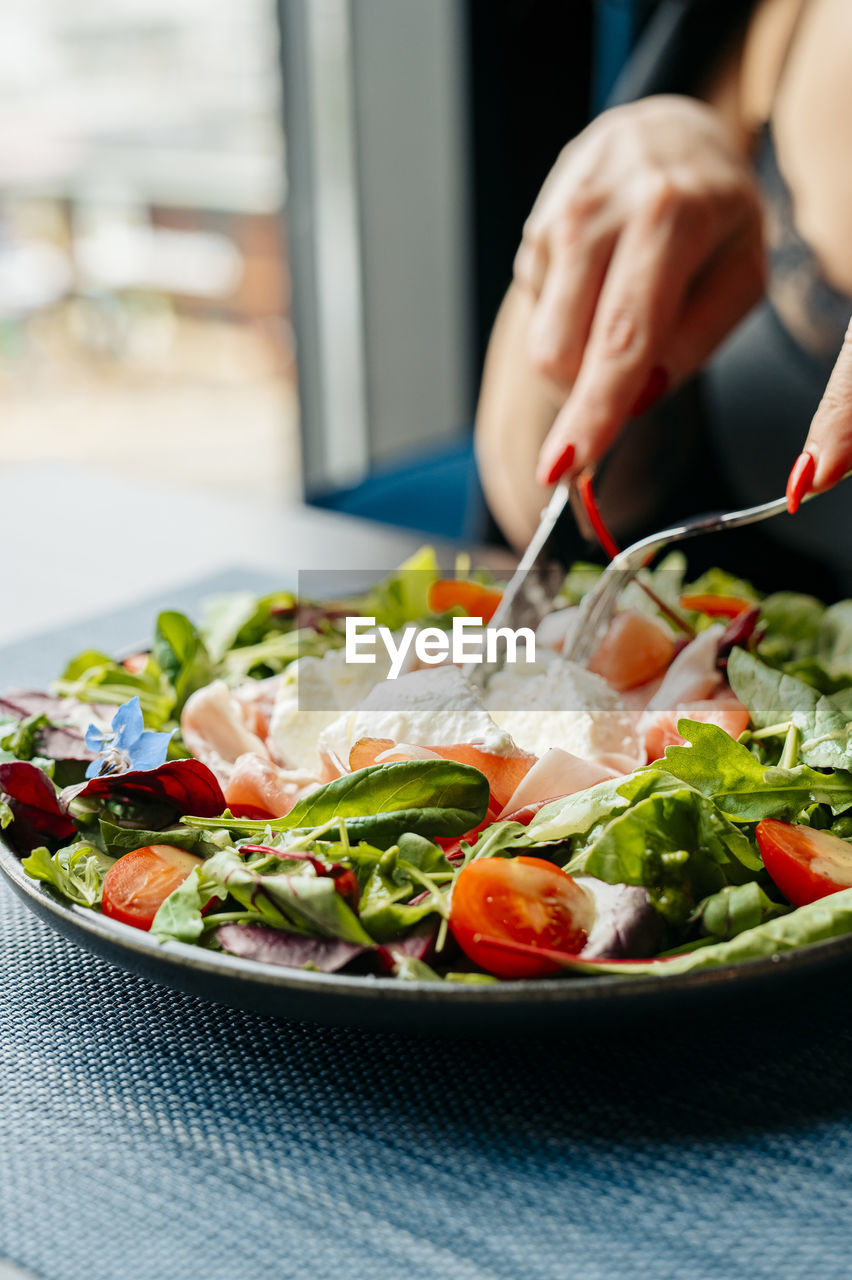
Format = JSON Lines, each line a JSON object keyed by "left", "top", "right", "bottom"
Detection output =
{"left": 663, "top": 228, "right": 766, "bottom": 384}
{"left": 527, "top": 232, "right": 614, "bottom": 389}
{"left": 797, "top": 317, "right": 852, "bottom": 494}
{"left": 536, "top": 200, "right": 708, "bottom": 484}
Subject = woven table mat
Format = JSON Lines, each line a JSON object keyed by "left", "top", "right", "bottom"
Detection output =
{"left": 4, "top": 580, "right": 852, "bottom": 1280}
{"left": 4, "top": 875, "right": 852, "bottom": 1280}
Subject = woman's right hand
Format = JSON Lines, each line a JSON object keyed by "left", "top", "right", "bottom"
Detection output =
{"left": 513, "top": 95, "right": 767, "bottom": 486}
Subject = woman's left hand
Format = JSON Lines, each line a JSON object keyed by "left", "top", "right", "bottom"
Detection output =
{"left": 788, "top": 318, "right": 852, "bottom": 510}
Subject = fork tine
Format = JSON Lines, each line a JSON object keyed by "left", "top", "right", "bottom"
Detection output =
{"left": 561, "top": 481, "right": 837, "bottom": 669}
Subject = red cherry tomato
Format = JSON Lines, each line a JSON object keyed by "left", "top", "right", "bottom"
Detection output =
{"left": 427, "top": 579, "right": 503, "bottom": 624}
{"left": 102, "top": 844, "right": 203, "bottom": 930}
{"left": 679, "top": 593, "right": 753, "bottom": 619}
{"left": 756, "top": 819, "right": 852, "bottom": 906}
{"left": 449, "top": 855, "right": 595, "bottom": 978}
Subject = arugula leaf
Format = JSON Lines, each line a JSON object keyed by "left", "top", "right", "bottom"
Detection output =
{"left": 153, "top": 847, "right": 374, "bottom": 946}
{"left": 0, "top": 714, "right": 48, "bottom": 761}
{"left": 153, "top": 611, "right": 216, "bottom": 714}
{"left": 358, "top": 841, "right": 450, "bottom": 942}
{"left": 55, "top": 650, "right": 174, "bottom": 728}
{"left": 693, "top": 882, "right": 788, "bottom": 941}
{"left": 554, "top": 886, "right": 852, "bottom": 977}
{"left": 0, "top": 799, "right": 11, "bottom": 829}
{"left": 22, "top": 842, "right": 115, "bottom": 907}
{"left": 657, "top": 720, "right": 852, "bottom": 820}
{"left": 282, "top": 760, "right": 490, "bottom": 848}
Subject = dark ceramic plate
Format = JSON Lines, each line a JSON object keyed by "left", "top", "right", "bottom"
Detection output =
{"left": 5, "top": 837, "right": 852, "bottom": 1033}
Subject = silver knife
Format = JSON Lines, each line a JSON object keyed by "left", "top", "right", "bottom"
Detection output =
{"left": 464, "top": 480, "right": 571, "bottom": 684}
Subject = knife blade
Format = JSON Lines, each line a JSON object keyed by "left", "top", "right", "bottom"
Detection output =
{"left": 464, "top": 480, "right": 571, "bottom": 684}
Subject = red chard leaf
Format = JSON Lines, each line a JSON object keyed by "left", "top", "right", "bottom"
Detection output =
{"left": 62, "top": 759, "right": 226, "bottom": 820}
{"left": 0, "top": 761, "right": 76, "bottom": 855}
{"left": 216, "top": 923, "right": 365, "bottom": 973}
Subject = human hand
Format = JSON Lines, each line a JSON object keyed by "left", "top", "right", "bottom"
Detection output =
{"left": 513, "top": 96, "right": 766, "bottom": 486}
{"left": 787, "top": 320, "right": 852, "bottom": 511}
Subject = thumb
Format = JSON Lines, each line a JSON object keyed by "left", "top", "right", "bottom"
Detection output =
{"left": 787, "top": 318, "right": 852, "bottom": 511}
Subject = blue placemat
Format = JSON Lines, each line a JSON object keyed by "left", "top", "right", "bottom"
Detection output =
{"left": 4, "top": 582, "right": 852, "bottom": 1280}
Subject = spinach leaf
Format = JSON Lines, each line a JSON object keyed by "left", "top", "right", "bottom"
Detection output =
{"left": 282, "top": 760, "right": 490, "bottom": 848}
{"left": 756, "top": 591, "right": 825, "bottom": 668}
{"left": 22, "top": 842, "right": 115, "bottom": 907}
{"left": 153, "top": 611, "right": 216, "bottom": 714}
{"left": 816, "top": 601, "right": 852, "bottom": 682}
{"left": 578, "top": 782, "right": 760, "bottom": 927}
{"left": 657, "top": 720, "right": 852, "bottom": 820}
{"left": 99, "top": 819, "right": 226, "bottom": 861}
{"left": 728, "top": 648, "right": 852, "bottom": 771}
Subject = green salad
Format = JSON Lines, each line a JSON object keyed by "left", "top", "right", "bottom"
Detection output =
{"left": 4, "top": 548, "right": 852, "bottom": 984}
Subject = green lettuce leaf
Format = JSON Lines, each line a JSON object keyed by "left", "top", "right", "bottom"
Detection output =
{"left": 22, "top": 842, "right": 115, "bottom": 907}
{"left": 656, "top": 720, "right": 852, "bottom": 820}
{"left": 524, "top": 777, "right": 631, "bottom": 846}
{"left": 152, "top": 847, "right": 374, "bottom": 946}
{"left": 54, "top": 649, "right": 174, "bottom": 728}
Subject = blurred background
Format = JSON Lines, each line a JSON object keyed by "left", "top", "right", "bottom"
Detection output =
{"left": 0, "top": 0, "right": 652, "bottom": 536}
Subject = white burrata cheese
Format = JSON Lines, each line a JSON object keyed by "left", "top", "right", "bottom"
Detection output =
{"left": 269, "top": 641, "right": 397, "bottom": 774}
{"left": 484, "top": 654, "right": 644, "bottom": 768}
{"left": 317, "top": 665, "right": 518, "bottom": 765}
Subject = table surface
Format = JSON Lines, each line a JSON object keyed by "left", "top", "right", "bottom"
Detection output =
{"left": 5, "top": 464, "right": 852, "bottom": 1280}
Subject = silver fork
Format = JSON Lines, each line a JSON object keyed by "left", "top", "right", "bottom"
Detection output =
{"left": 563, "top": 485, "right": 831, "bottom": 667}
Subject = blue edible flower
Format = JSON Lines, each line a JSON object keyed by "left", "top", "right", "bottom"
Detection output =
{"left": 84, "top": 697, "right": 173, "bottom": 779}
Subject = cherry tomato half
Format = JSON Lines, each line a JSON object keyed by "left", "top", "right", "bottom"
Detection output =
{"left": 679, "top": 593, "right": 753, "bottom": 619}
{"left": 449, "top": 856, "right": 595, "bottom": 979}
{"left": 756, "top": 819, "right": 852, "bottom": 906}
{"left": 427, "top": 579, "right": 503, "bottom": 624}
{"left": 102, "top": 844, "right": 203, "bottom": 930}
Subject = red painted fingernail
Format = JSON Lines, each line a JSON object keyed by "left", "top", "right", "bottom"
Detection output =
{"left": 540, "top": 441, "right": 575, "bottom": 487}
{"left": 630, "top": 365, "right": 669, "bottom": 418}
{"left": 786, "top": 450, "right": 816, "bottom": 514}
